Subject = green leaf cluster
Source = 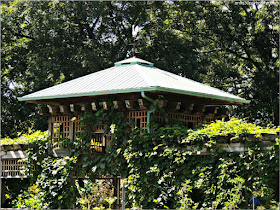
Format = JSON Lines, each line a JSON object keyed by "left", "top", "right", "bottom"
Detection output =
{"left": 10, "top": 101, "right": 279, "bottom": 209}
{"left": 124, "top": 119, "right": 279, "bottom": 209}
{"left": 185, "top": 118, "right": 279, "bottom": 144}
{"left": 1, "top": 130, "right": 48, "bottom": 145}
{"left": 12, "top": 184, "right": 46, "bottom": 209}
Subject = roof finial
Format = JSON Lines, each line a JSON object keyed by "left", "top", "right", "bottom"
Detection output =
{"left": 132, "top": 25, "right": 139, "bottom": 57}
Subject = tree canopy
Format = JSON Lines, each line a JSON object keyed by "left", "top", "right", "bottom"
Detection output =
{"left": 1, "top": 1, "right": 279, "bottom": 137}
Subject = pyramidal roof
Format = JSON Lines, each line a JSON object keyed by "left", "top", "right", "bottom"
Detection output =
{"left": 18, "top": 57, "right": 249, "bottom": 104}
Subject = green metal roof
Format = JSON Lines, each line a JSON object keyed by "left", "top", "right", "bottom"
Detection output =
{"left": 114, "top": 57, "right": 154, "bottom": 66}
{"left": 18, "top": 57, "right": 250, "bottom": 104}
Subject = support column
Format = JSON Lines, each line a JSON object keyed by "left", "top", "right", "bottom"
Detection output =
{"left": 69, "top": 120, "right": 74, "bottom": 142}
{"left": 117, "top": 178, "right": 120, "bottom": 208}
{"left": 121, "top": 178, "right": 126, "bottom": 210}
{"left": 48, "top": 117, "right": 53, "bottom": 155}
{"left": 112, "top": 176, "right": 118, "bottom": 209}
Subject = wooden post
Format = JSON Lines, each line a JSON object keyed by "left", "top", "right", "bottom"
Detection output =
{"left": 121, "top": 178, "right": 126, "bottom": 210}
{"left": 112, "top": 176, "right": 118, "bottom": 209}
{"left": 69, "top": 120, "right": 74, "bottom": 142}
{"left": 117, "top": 178, "right": 120, "bottom": 208}
{"left": 48, "top": 117, "right": 53, "bottom": 154}
{"left": 253, "top": 195, "right": 255, "bottom": 210}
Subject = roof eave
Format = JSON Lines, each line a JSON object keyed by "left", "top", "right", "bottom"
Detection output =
{"left": 18, "top": 86, "right": 250, "bottom": 104}
{"left": 17, "top": 87, "right": 159, "bottom": 102}
{"left": 154, "top": 86, "right": 250, "bottom": 104}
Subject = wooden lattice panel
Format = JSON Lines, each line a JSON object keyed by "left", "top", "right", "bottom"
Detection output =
{"left": 92, "top": 124, "right": 106, "bottom": 152}
{"left": 128, "top": 111, "right": 147, "bottom": 129}
{"left": 94, "top": 124, "right": 105, "bottom": 133}
{"left": 74, "top": 116, "right": 81, "bottom": 138}
{"left": 167, "top": 112, "right": 201, "bottom": 123}
{"left": 91, "top": 133, "right": 106, "bottom": 152}
{"left": 166, "top": 112, "right": 202, "bottom": 129}
{"left": 52, "top": 116, "right": 71, "bottom": 140}
{"left": 1, "top": 159, "right": 25, "bottom": 178}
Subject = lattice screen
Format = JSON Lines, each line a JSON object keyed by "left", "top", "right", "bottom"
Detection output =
{"left": 166, "top": 112, "right": 201, "bottom": 128}
{"left": 167, "top": 112, "right": 201, "bottom": 123}
{"left": 52, "top": 116, "right": 71, "bottom": 140}
{"left": 1, "top": 159, "right": 25, "bottom": 178}
{"left": 128, "top": 111, "right": 148, "bottom": 129}
{"left": 74, "top": 116, "right": 81, "bottom": 138}
{"left": 127, "top": 111, "right": 212, "bottom": 129}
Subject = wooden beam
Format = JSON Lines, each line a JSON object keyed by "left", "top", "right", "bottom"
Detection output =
{"left": 70, "top": 104, "right": 81, "bottom": 113}
{"left": 47, "top": 105, "right": 59, "bottom": 115}
{"left": 38, "top": 105, "right": 50, "bottom": 116}
{"left": 102, "top": 102, "right": 108, "bottom": 110}
{"left": 113, "top": 100, "right": 124, "bottom": 110}
{"left": 204, "top": 106, "right": 218, "bottom": 115}
{"left": 48, "top": 117, "right": 52, "bottom": 154}
{"left": 166, "top": 101, "right": 181, "bottom": 111}
{"left": 91, "top": 102, "right": 99, "bottom": 111}
{"left": 125, "top": 100, "right": 138, "bottom": 109}
{"left": 192, "top": 105, "right": 206, "bottom": 114}
{"left": 59, "top": 105, "right": 70, "bottom": 114}
{"left": 80, "top": 103, "right": 90, "bottom": 112}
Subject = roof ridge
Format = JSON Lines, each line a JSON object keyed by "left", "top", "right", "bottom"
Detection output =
{"left": 135, "top": 64, "right": 157, "bottom": 87}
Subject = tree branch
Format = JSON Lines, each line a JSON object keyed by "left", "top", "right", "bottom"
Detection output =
{"left": 14, "top": 33, "right": 34, "bottom": 40}
{"left": 199, "top": 49, "right": 222, "bottom": 54}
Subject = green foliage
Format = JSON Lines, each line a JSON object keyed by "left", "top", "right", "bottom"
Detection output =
{"left": 177, "top": 180, "right": 199, "bottom": 209}
{"left": 66, "top": 101, "right": 130, "bottom": 180}
{"left": 12, "top": 184, "right": 46, "bottom": 209}
{"left": 104, "top": 197, "right": 117, "bottom": 209}
{"left": 12, "top": 101, "right": 279, "bottom": 209}
{"left": 2, "top": 178, "right": 30, "bottom": 208}
{"left": 1, "top": 130, "right": 48, "bottom": 145}
{"left": 124, "top": 118, "right": 279, "bottom": 209}
{"left": 19, "top": 156, "right": 77, "bottom": 209}
{"left": 35, "top": 156, "right": 77, "bottom": 209}
{"left": 75, "top": 179, "right": 115, "bottom": 209}
{"left": 185, "top": 118, "right": 279, "bottom": 144}
{"left": 19, "top": 101, "right": 129, "bottom": 208}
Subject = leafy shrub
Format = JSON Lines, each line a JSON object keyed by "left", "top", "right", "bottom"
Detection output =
{"left": 75, "top": 179, "right": 116, "bottom": 209}
{"left": 2, "top": 178, "right": 30, "bottom": 208}
{"left": 185, "top": 118, "right": 279, "bottom": 143}
{"left": 1, "top": 130, "right": 48, "bottom": 145}
{"left": 124, "top": 119, "right": 279, "bottom": 209}
{"left": 12, "top": 184, "right": 46, "bottom": 209}
{"left": 9, "top": 108, "right": 278, "bottom": 209}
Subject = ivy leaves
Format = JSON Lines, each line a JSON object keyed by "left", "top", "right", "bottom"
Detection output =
{"left": 13, "top": 103, "right": 279, "bottom": 209}
{"left": 35, "top": 156, "right": 77, "bottom": 209}
{"left": 124, "top": 119, "right": 279, "bottom": 209}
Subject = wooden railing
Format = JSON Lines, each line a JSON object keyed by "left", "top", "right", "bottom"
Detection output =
{"left": 1, "top": 159, "right": 26, "bottom": 178}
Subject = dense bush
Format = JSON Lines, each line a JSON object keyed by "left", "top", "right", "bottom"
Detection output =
{"left": 1, "top": 130, "right": 48, "bottom": 145}
{"left": 5, "top": 111, "right": 279, "bottom": 209}
{"left": 124, "top": 119, "right": 279, "bottom": 209}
